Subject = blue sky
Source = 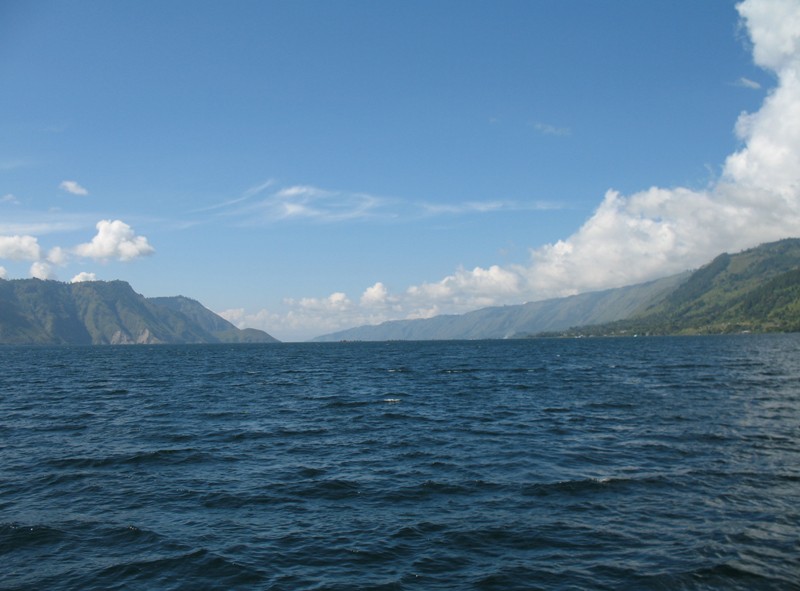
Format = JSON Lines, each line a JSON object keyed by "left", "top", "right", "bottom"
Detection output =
{"left": 2, "top": 0, "right": 799, "bottom": 341}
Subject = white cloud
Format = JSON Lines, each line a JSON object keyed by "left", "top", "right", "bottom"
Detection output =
{"left": 47, "top": 246, "right": 68, "bottom": 266}
{"left": 737, "top": 76, "right": 762, "bottom": 89}
{"left": 74, "top": 219, "right": 155, "bottom": 261}
{"left": 207, "top": 181, "right": 554, "bottom": 227}
{"left": 1, "top": 193, "right": 19, "bottom": 204}
{"left": 531, "top": 121, "right": 571, "bottom": 137}
{"left": 0, "top": 216, "right": 91, "bottom": 236}
{"left": 30, "top": 261, "right": 55, "bottom": 280}
{"left": 419, "top": 200, "right": 561, "bottom": 216}
{"left": 59, "top": 180, "right": 89, "bottom": 196}
{"left": 0, "top": 235, "right": 42, "bottom": 261}
{"left": 71, "top": 271, "right": 97, "bottom": 283}
{"left": 361, "top": 282, "right": 390, "bottom": 307}
{"left": 261, "top": 185, "right": 385, "bottom": 222}
{"left": 738, "top": 0, "right": 800, "bottom": 72}
{"left": 219, "top": 304, "right": 358, "bottom": 342}
{"left": 0, "top": 160, "right": 27, "bottom": 172}
{"left": 292, "top": 291, "right": 352, "bottom": 312}
{"left": 0, "top": 266, "right": 6, "bottom": 279}
{"left": 406, "top": 265, "right": 522, "bottom": 310}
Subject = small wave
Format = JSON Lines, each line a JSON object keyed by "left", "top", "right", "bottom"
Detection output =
{"left": 83, "top": 548, "right": 266, "bottom": 590}
{"left": 641, "top": 562, "right": 789, "bottom": 590}
{"left": 278, "top": 478, "right": 362, "bottom": 501}
{"left": 325, "top": 399, "right": 372, "bottom": 409}
{"left": 201, "top": 491, "right": 284, "bottom": 509}
{"left": 521, "top": 475, "right": 666, "bottom": 497}
{"left": 47, "top": 448, "right": 212, "bottom": 469}
{"left": 382, "top": 479, "right": 504, "bottom": 502}
{"left": 275, "top": 426, "right": 329, "bottom": 437}
{"left": 0, "top": 523, "right": 67, "bottom": 552}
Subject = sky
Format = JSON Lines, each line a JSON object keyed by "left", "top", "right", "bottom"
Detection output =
{"left": 1, "top": 0, "right": 799, "bottom": 341}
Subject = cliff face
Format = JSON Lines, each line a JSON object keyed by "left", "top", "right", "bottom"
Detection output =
{"left": 0, "top": 279, "right": 279, "bottom": 345}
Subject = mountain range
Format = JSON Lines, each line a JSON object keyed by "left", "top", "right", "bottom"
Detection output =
{"left": 0, "top": 279, "right": 278, "bottom": 345}
{"left": 3, "top": 238, "right": 798, "bottom": 345}
{"left": 315, "top": 238, "right": 800, "bottom": 341}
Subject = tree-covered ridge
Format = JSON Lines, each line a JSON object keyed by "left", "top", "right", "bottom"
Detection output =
{"left": 0, "top": 279, "right": 278, "bottom": 345}
{"left": 539, "top": 238, "right": 800, "bottom": 337}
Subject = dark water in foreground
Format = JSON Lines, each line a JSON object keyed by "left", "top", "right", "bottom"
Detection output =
{"left": 1, "top": 336, "right": 799, "bottom": 590}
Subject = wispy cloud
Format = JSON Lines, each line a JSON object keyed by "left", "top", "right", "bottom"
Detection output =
{"left": 201, "top": 181, "right": 563, "bottom": 227}
{"left": 0, "top": 213, "right": 95, "bottom": 236}
{"left": 1, "top": 193, "right": 20, "bottom": 205}
{"left": 191, "top": 179, "right": 277, "bottom": 214}
{"left": 249, "top": 185, "right": 387, "bottom": 223}
{"left": 201, "top": 182, "right": 394, "bottom": 224}
{"left": 420, "top": 200, "right": 562, "bottom": 216}
{"left": 0, "top": 159, "right": 28, "bottom": 172}
{"left": 59, "top": 180, "right": 89, "bottom": 196}
{"left": 531, "top": 121, "right": 571, "bottom": 137}
{"left": 244, "top": 179, "right": 277, "bottom": 198}
{"left": 736, "top": 76, "right": 762, "bottom": 89}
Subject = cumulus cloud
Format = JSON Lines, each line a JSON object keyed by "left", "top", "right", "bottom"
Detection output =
{"left": 71, "top": 271, "right": 97, "bottom": 283}
{"left": 290, "top": 292, "right": 352, "bottom": 312}
{"left": 47, "top": 246, "right": 69, "bottom": 266}
{"left": 406, "top": 265, "right": 522, "bottom": 312}
{"left": 219, "top": 302, "right": 363, "bottom": 341}
{"left": 0, "top": 235, "right": 42, "bottom": 261}
{"left": 59, "top": 180, "right": 89, "bottom": 196}
{"left": 361, "top": 282, "right": 391, "bottom": 307}
{"left": 30, "top": 261, "right": 54, "bottom": 280}
{"left": 74, "top": 220, "right": 155, "bottom": 261}
{"left": 0, "top": 266, "right": 6, "bottom": 279}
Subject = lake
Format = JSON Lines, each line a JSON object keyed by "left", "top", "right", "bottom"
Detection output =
{"left": 2, "top": 335, "right": 798, "bottom": 590}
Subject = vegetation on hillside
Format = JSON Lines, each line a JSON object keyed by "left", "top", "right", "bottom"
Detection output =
{"left": 531, "top": 238, "right": 800, "bottom": 337}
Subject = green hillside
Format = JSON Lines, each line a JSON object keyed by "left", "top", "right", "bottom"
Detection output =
{"left": 0, "top": 279, "right": 279, "bottom": 345}
{"left": 540, "top": 238, "right": 800, "bottom": 337}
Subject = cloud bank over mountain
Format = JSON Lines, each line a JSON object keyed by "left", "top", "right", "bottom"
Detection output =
{"left": 0, "top": 208, "right": 154, "bottom": 281}
{"left": 526, "top": 0, "right": 800, "bottom": 298}
{"left": 222, "top": 0, "right": 800, "bottom": 340}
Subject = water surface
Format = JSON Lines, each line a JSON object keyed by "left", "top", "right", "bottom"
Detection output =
{"left": 2, "top": 336, "right": 798, "bottom": 589}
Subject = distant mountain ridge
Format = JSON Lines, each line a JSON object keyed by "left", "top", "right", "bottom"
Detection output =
{"left": 315, "top": 238, "right": 800, "bottom": 341}
{"left": 314, "top": 272, "right": 690, "bottom": 341}
{"left": 0, "top": 279, "right": 278, "bottom": 345}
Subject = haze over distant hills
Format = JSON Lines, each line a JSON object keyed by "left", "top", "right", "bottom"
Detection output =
{"left": 0, "top": 279, "right": 278, "bottom": 345}
{"left": 315, "top": 239, "right": 800, "bottom": 341}
{"left": 2, "top": 239, "right": 798, "bottom": 345}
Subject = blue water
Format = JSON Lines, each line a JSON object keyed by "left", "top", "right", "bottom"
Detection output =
{"left": 1, "top": 335, "right": 799, "bottom": 590}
